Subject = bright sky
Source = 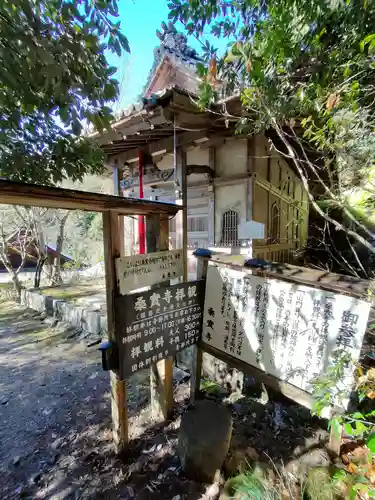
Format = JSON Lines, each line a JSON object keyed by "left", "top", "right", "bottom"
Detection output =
{"left": 106, "top": 0, "right": 228, "bottom": 111}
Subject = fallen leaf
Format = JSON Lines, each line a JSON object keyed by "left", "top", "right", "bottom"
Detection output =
{"left": 365, "top": 466, "right": 375, "bottom": 484}
{"left": 347, "top": 462, "right": 359, "bottom": 474}
{"left": 327, "top": 93, "right": 340, "bottom": 110}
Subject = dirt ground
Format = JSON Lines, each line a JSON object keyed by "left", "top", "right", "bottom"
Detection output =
{"left": 0, "top": 300, "right": 328, "bottom": 500}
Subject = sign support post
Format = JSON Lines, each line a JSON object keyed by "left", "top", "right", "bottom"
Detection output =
{"left": 190, "top": 257, "right": 208, "bottom": 403}
{"left": 103, "top": 209, "right": 128, "bottom": 454}
{"left": 146, "top": 213, "right": 173, "bottom": 420}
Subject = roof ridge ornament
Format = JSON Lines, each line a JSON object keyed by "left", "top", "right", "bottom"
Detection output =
{"left": 155, "top": 21, "right": 199, "bottom": 60}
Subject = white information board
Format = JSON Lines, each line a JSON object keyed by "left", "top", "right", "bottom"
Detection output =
{"left": 202, "top": 264, "right": 371, "bottom": 396}
{"left": 115, "top": 250, "right": 183, "bottom": 295}
{"left": 238, "top": 220, "right": 265, "bottom": 240}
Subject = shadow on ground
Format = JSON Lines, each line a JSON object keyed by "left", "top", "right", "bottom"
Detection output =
{"left": 0, "top": 300, "right": 328, "bottom": 500}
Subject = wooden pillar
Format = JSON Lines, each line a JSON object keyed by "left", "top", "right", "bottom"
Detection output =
{"left": 175, "top": 147, "right": 188, "bottom": 280}
{"left": 246, "top": 138, "right": 254, "bottom": 222}
{"left": 112, "top": 165, "right": 125, "bottom": 254}
{"left": 208, "top": 147, "right": 215, "bottom": 247}
{"left": 113, "top": 165, "right": 122, "bottom": 196}
{"left": 146, "top": 213, "right": 173, "bottom": 420}
{"left": 103, "top": 210, "right": 128, "bottom": 453}
{"left": 190, "top": 257, "right": 208, "bottom": 403}
{"left": 246, "top": 138, "right": 254, "bottom": 257}
{"left": 328, "top": 423, "right": 342, "bottom": 457}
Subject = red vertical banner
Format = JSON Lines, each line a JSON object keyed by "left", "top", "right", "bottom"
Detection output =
{"left": 138, "top": 150, "right": 146, "bottom": 254}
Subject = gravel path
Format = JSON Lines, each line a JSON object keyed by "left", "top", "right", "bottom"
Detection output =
{"left": 0, "top": 300, "right": 205, "bottom": 500}
{"left": 0, "top": 301, "right": 151, "bottom": 499}
{"left": 0, "top": 299, "right": 329, "bottom": 500}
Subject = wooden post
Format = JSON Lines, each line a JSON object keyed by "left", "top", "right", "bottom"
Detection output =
{"left": 208, "top": 147, "right": 215, "bottom": 247}
{"left": 146, "top": 213, "right": 173, "bottom": 420}
{"left": 328, "top": 423, "right": 343, "bottom": 457}
{"left": 103, "top": 210, "right": 128, "bottom": 453}
{"left": 190, "top": 257, "right": 208, "bottom": 403}
{"left": 112, "top": 165, "right": 125, "bottom": 254}
{"left": 175, "top": 147, "right": 188, "bottom": 280}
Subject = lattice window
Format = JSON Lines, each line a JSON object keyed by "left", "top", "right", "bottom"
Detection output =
{"left": 270, "top": 202, "right": 280, "bottom": 243}
{"left": 187, "top": 216, "right": 208, "bottom": 232}
{"left": 220, "top": 209, "right": 239, "bottom": 247}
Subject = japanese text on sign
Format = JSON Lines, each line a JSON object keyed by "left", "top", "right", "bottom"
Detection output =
{"left": 115, "top": 250, "right": 184, "bottom": 295}
{"left": 115, "top": 280, "right": 205, "bottom": 378}
{"left": 202, "top": 265, "right": 371, "bottom": 397}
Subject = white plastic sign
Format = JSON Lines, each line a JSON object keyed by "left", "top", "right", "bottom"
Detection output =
{"left": 115, "top": 249, "right": 183, "bottom": 294}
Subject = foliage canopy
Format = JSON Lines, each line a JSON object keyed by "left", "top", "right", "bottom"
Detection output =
{"left": 0, "top": 0, "right": 129, "bottom": 184}
{"left": 170, "top": 0, "right": 375, "bottom": 271}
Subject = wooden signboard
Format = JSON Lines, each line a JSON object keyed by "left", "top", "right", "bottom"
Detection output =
{"left": 115, "top": 280, "right": 205, "bottom": 379}
{"left": 202, "top": 264, "right": 371, "bottom": 401}
{"left": 115, "top": 249, "right": 184, "bottom": 295}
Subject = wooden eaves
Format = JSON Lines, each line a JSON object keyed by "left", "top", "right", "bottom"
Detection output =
{"left": 0, "top": 179, "right": 181, "bottom": 216}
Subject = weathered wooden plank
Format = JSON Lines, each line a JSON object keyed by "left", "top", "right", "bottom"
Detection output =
{"left": 0, "top": 179, "right": 180, "bottom": 216}
{"left": 200, "top": 342, "right": 316, "bottom": 410}
{"left": 255, "top": 176, "right": 308, "bottom": 214}
{"left": 147, "top": 213, "right": 174, "bottom": 421}
{"left": 103, "top": 210, "right": 128, "bottom": 453}
{"left": 205, "top": 255, "right": 371, "bottom": 299}
{"left": 328, "top": 423, "right": 343, "bottom": 457}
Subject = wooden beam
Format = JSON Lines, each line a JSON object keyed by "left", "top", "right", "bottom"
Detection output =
{"left": 103, "top": 210, "right": 128, "bottom": 453}
{"left": 146, "top": 213, "right": 173, "bottom": 421}
{"left": 89, "top": 109, "right": 167, "bottom": 144}
{"left": 204, "top": 254, "right": 371, "bottom": 299}
{"left": 200, "top": 342, "right": 316, "bottom": 410}
{"left": 0, "top": 179, "right": 180, "bottom": 216}
{"left": 116, "top": 130, "right": 208, "bottom": 163}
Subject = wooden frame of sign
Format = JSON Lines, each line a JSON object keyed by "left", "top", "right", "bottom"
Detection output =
{"left": 190, "top": 255, "right": 373, "bottom": 456}
{"left": 0, "top": 179, "right": 182, "bottom": 455}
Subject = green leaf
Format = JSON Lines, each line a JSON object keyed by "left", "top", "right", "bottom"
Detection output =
{"left": 72, "top": 120, "right": 82, "bottom": 136}
{"left": 344, "top": 423, "right": 354, "bottom": 436}
{"left": 355, "top": 421, "right": 368, "bottom": 435}
{"left": 107, "top": 66, "right": 117, "bottom": 77}
{"left": 352, "top": 412, "right": 365, "bottom": 420}
{"left": 332, "top": 469, "right": 347, "bottom": 482}
{"left": 117, "top": 31, "right": 130, "bottom": 53}
{"left": 366, "top": 433, "right": 375, "bottom": 452}
{"left": 361, "top": 34, "right": 375, "bottom": 52}
{"left": 103, "top": 83, "right": 117, "bottom": 100}
{"left": 330, "top": 417, "right": 343, "bottom": 439}
{"left": 59, "top": 106, "right": 70, "bottom": 124}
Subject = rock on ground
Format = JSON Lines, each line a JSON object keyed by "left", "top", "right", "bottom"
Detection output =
{"left": 285, "top": 446, "right": 331, "bottom": 477}
{"left": 178, "top": 400, "right": 232, "bottom": 483}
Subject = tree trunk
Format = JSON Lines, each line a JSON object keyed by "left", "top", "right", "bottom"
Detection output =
{"left": 51, "top": 212, "right": 69, "bottom": 285}
{"left": 0, "top": 252, "right": 23, "bottom": 296}
{"left": 34, "top": 256, "right": 46, "bottom": 288}
{"left": 11, "top": 273, "right": 22, "bottom": 295}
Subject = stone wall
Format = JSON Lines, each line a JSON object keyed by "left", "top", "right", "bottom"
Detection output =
{"left": 21, "top": 288, "right": 107, "bottom": 337}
